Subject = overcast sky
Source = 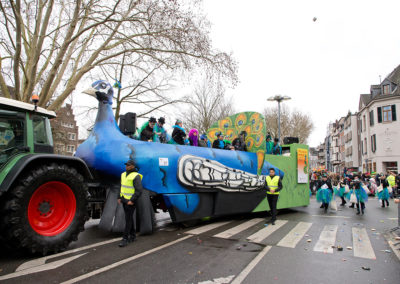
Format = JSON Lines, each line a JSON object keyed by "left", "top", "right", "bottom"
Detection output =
{"left": 201, "top": 0, "right": 400, "bottom": 146}
{"left": 74, "top": 0, "right": 400, "bottom": 146}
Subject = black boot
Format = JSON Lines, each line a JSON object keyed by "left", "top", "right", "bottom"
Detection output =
{"left": 356, "top": 203, "right": 360, "bottom": 215}
{"left": 361, "top": 203, "right": 365, "bottom": 215}
{"left": 382, "top": 200, "right": 385, "bottom": 208}
{"left": 386, "top": 200, "right": 389, "bottom": 207}
{"left": 349, "top": 203, "right": 354, "bottom": 208}
{"left": 320, "top": 204, "right": 324, "bottom": 208}
{"left": 119, "top": 238, "right": 128, "bottom": 247}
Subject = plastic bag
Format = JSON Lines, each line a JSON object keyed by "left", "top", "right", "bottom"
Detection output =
{"left": 330, "top": 198, "right": 338, "bottom": 211}
{"left": 362, "top": 185, "right": 370, "bottom": 195}
{"left": 377, "top": 185, "right": 383, "bottom": 193}
{"left": 388, "top": 186, "right": 393, "bottom": 193}
{"left": 350, "top": 193, "right": 357, "bottom": 203}
{"left": 321, "top": 184, "right": 328, "bottom": 190}
{"left": 344, "top": 184, "right": 350, "bottom": 193}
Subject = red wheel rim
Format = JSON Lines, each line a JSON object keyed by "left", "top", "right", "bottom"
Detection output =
{"left": 28, "top": 181, "right": 76, "bottom": 236}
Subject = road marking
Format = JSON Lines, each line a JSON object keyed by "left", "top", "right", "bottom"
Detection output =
{"left": 246, "top": 220, "right": 288, "bottom": 243}
{"left": 198, "top": 275, "right": 235, "bottom": 284}
{"left": 313, "top": 225, "right": 337, "bottom": 253}
{"left": 231, "top": 246, "right": 272, "bottom": 284}
{"left": 352, "top": 227, "right": 376, "bottom": 259}
{"left": 213, "top": 218, "right": 264, "bottom": 239}
{"left": 16, "top": 237, "right": 121, "bottom": 272}
{"left": 0, "top": 253, "right": 87, "bottom": 281}
{"left": 61, "top": 235, "right": 192, "bottom": 284}
{"left": 277, "top": 222, "right": 312, "bottom": 248}
{"left": 185, "top": 221, "right": 232, "bottom": 235}
{"left": 312, "top": 215, "right": 351, "bottom": 219}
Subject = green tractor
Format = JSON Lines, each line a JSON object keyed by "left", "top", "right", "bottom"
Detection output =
{"left": 0, "top": 97, "right": 94, "bottom": 255}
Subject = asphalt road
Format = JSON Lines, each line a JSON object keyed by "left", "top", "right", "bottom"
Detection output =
{"left": 0, "top": 197, "right": 399, "bottom": 284}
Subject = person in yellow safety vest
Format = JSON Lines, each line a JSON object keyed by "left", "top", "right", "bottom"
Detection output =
{"left": 117, "top": 159, "right": 143, "bottom": 247}
{"left": 264, "top": 168, "right": 283, "bottom": 225}
{"left": 387, "top": 172, "right": 396, "bottom": 197}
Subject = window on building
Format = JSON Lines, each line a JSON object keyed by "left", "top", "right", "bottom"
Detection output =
{"left": 383, "top": 84, "right": 391, "bottom": 94}
{"left": 68, "top": 133, "right": 76, "bottom": 140}
{"left": 371, "top": 134, "right": 376, "bottom": 153}
{"left": 369, "top": 110, "right": 374, "bottom": 126}
{"left": 364, "top": 138, "right": 367, "bottom": 154}
{"left": 378, "top": 105, "right": 397, "bottom": 123}
{"left": 373, "top": 162, "right": 376, "bottom": 172}
{"left": 66, "top": 145, "right": 75, "bottom": 153}
{"left": 363, "top": 115, "right": 366, "bottom": 131}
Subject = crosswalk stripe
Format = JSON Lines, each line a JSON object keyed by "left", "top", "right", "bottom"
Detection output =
{"left": 246, "top": 220, "right": 288, "bottom": 243}
{"left": 313, "top": 225, "right": 337, "bottom": 253}
{"left": 214, "top": 218, "right": 265, "bottom": 239}
{"left": 352, "top": 227, "right": 376, "bottom": 259}
{"left": 277, "top": 222, "right": 312, "bottom": 248}
{"left": 184, "top": 221, "right": 232, "bottom": 235}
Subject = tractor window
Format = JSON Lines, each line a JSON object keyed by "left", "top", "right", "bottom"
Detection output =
{"left": 32, "top": 116, "right": 53, "bottom": 146}
{"left": 0, "top": 110, "right": 26, "bottom": 168}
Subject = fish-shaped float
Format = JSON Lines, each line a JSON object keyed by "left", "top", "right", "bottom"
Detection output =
{"left": 75, "top": 80, "right": 284, "bottom": 230}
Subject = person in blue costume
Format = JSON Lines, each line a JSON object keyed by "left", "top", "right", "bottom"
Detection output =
{"left": 153, "top": 117, "right": 167, "bottom": 143}
{"left": 272, "top": 138, "right": 282, "bottom": 155}
{"left": 212, "top": 132, "right": 226, "bottom": 149}
{"left": 316, "top": 175, "right": 333, "bottom": 213}
{"left": 171, "top": 119, "right": 186, "bottom": 145}
{"left": 266, "top": 133, "right": 273, "bottom": 154}
{"left": 199, "top": 134, "right": 211, "bottom": 147}
{"left": 352, "top": 177, "right": 368, "bottom": 215}
{"left": 334, "top": 178, "right": 347, "bottom": 206}
{"left": 377, "top": 174, "right": 390, "bottom": 208}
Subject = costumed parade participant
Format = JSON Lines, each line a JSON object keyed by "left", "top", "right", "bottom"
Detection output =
{"left": 266, "top": 133, "right": 273, "bottom": 154}
{"left": 369, "top": 175, "right": 378, "bottom": 196}
{"left": 352, "top": 177, "right": 368, "bottom": 215}
{"left": 232, "top": 131, "right": 248, "bottom": 151}
{"left": 199, "top": 134, "right": 211, "bottom": 147}
{"left": 316, "top": 174, "right": 333, "bottom": 213}
{"left": 171, "top": 119, "right": 186, "bottom": 145}
{"left": 212, "top": 132, "right": 225, "bottom": 149}
{"left": 153, "top": 117, "right": 167, "bottom": 143}
{"left": 117, "top": 160, "right": 143, "bottom": 247}
{"left": 138, "top": 117, "right": 156, "bottom": 141}
{"left": 264, "top": 168, "right": 283, "bottom": 225}
{"left": 334, "top": 178, "right": 347, "bottom": 206}
{"left": 377, "top": 174, "right": 390, "bottom": 208}
{"left": 188, "top": 128, "right": 199, "bottom": 146}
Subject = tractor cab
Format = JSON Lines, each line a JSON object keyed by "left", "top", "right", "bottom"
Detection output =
{"left": 0, "top": 97, "right": 56, "bottom": 169}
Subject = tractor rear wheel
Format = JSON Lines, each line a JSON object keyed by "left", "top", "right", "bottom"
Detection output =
{"left": 0, "top": 163, "right": 88, "bottom": 255}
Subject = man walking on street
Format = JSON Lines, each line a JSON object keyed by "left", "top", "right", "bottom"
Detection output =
{"left": 118, "top": 159, "right": 143, "bottom": 247}
{"left": 265, "top": 168, "right": 283, "bottom": 225}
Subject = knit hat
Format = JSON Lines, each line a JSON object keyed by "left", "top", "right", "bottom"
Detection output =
{"left": 158, "top": 117, "right": 165, "bottom": 124}
{"left": 149, "top": 117, "right": 156, "bottom": 123}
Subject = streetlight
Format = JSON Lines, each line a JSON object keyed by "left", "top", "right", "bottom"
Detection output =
{"left": 267, "top": 95, "right": 291, "bottom": 142}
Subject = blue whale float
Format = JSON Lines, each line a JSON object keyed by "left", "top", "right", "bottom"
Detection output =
{"left": 75, "top": 80, "right": 283, "bottom": 231}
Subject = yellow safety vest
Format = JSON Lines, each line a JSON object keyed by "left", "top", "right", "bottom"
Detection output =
{"left": 266, "top": 175, "right": 280, "bottom": 195}
{"left": 120, "top": 172, "right": 142, "bottom": 200}
{"left": 387, "top": 175, "right": 395, "bottom": 187}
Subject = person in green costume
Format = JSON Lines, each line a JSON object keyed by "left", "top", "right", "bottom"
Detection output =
{"left": 266, "top": 133, "right": 273, "bottom": 154}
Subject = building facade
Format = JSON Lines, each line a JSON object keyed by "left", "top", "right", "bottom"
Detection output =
{"left": 343, "top": 113, "right": 360, "bottom": 169}
{"left": 51, "top": 104, "right": 79, "bottom": 156}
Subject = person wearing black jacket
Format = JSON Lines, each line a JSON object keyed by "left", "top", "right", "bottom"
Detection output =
{"left": 212, "top": 133, "right": 225, "bottom": 149}
{"left": 171, "top": 120, "right": 186, "bottom": 145}
{"left": 118, "top": 160, "right": 143, "bottom": 247}
{"left": 232, "top": 131, "right": 248, "bottom": 151}
{"left": 264, "top": 168, "right": 283, "bottom": 225}
{"left": 140, "top": 117, "right": 156, "bottom": 141}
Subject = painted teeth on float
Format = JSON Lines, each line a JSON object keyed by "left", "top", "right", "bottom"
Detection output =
{"left": 75, "top": 80, "right": 283, "bottom": 225}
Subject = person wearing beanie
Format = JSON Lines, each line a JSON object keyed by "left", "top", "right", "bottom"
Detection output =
{"left": 232, "top": 131, "right": 248, "bottom": 151}
{"left": 199, "top": 134, "right": 210, "bottom": 147}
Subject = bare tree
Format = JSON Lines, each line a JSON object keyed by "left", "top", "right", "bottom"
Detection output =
{"left": 181, "top": 79, "right": 235, "bottom": 134}
{"left": 97, "top": 54, "right": 185, "bottom": 122}
{"left": 263, "top": 105, "right": 314, "bottom": 144}
{"left": 0, "top": 0, "right": 237, "bottom": 110}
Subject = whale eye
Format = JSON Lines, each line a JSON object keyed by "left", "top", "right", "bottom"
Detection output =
{"left": 100, "top": 82, "right": 107, "bottom": 89}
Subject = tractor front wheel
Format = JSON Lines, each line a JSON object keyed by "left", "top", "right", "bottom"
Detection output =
{"left": 0, "top": 163, "right": 88, "bottom": 255}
